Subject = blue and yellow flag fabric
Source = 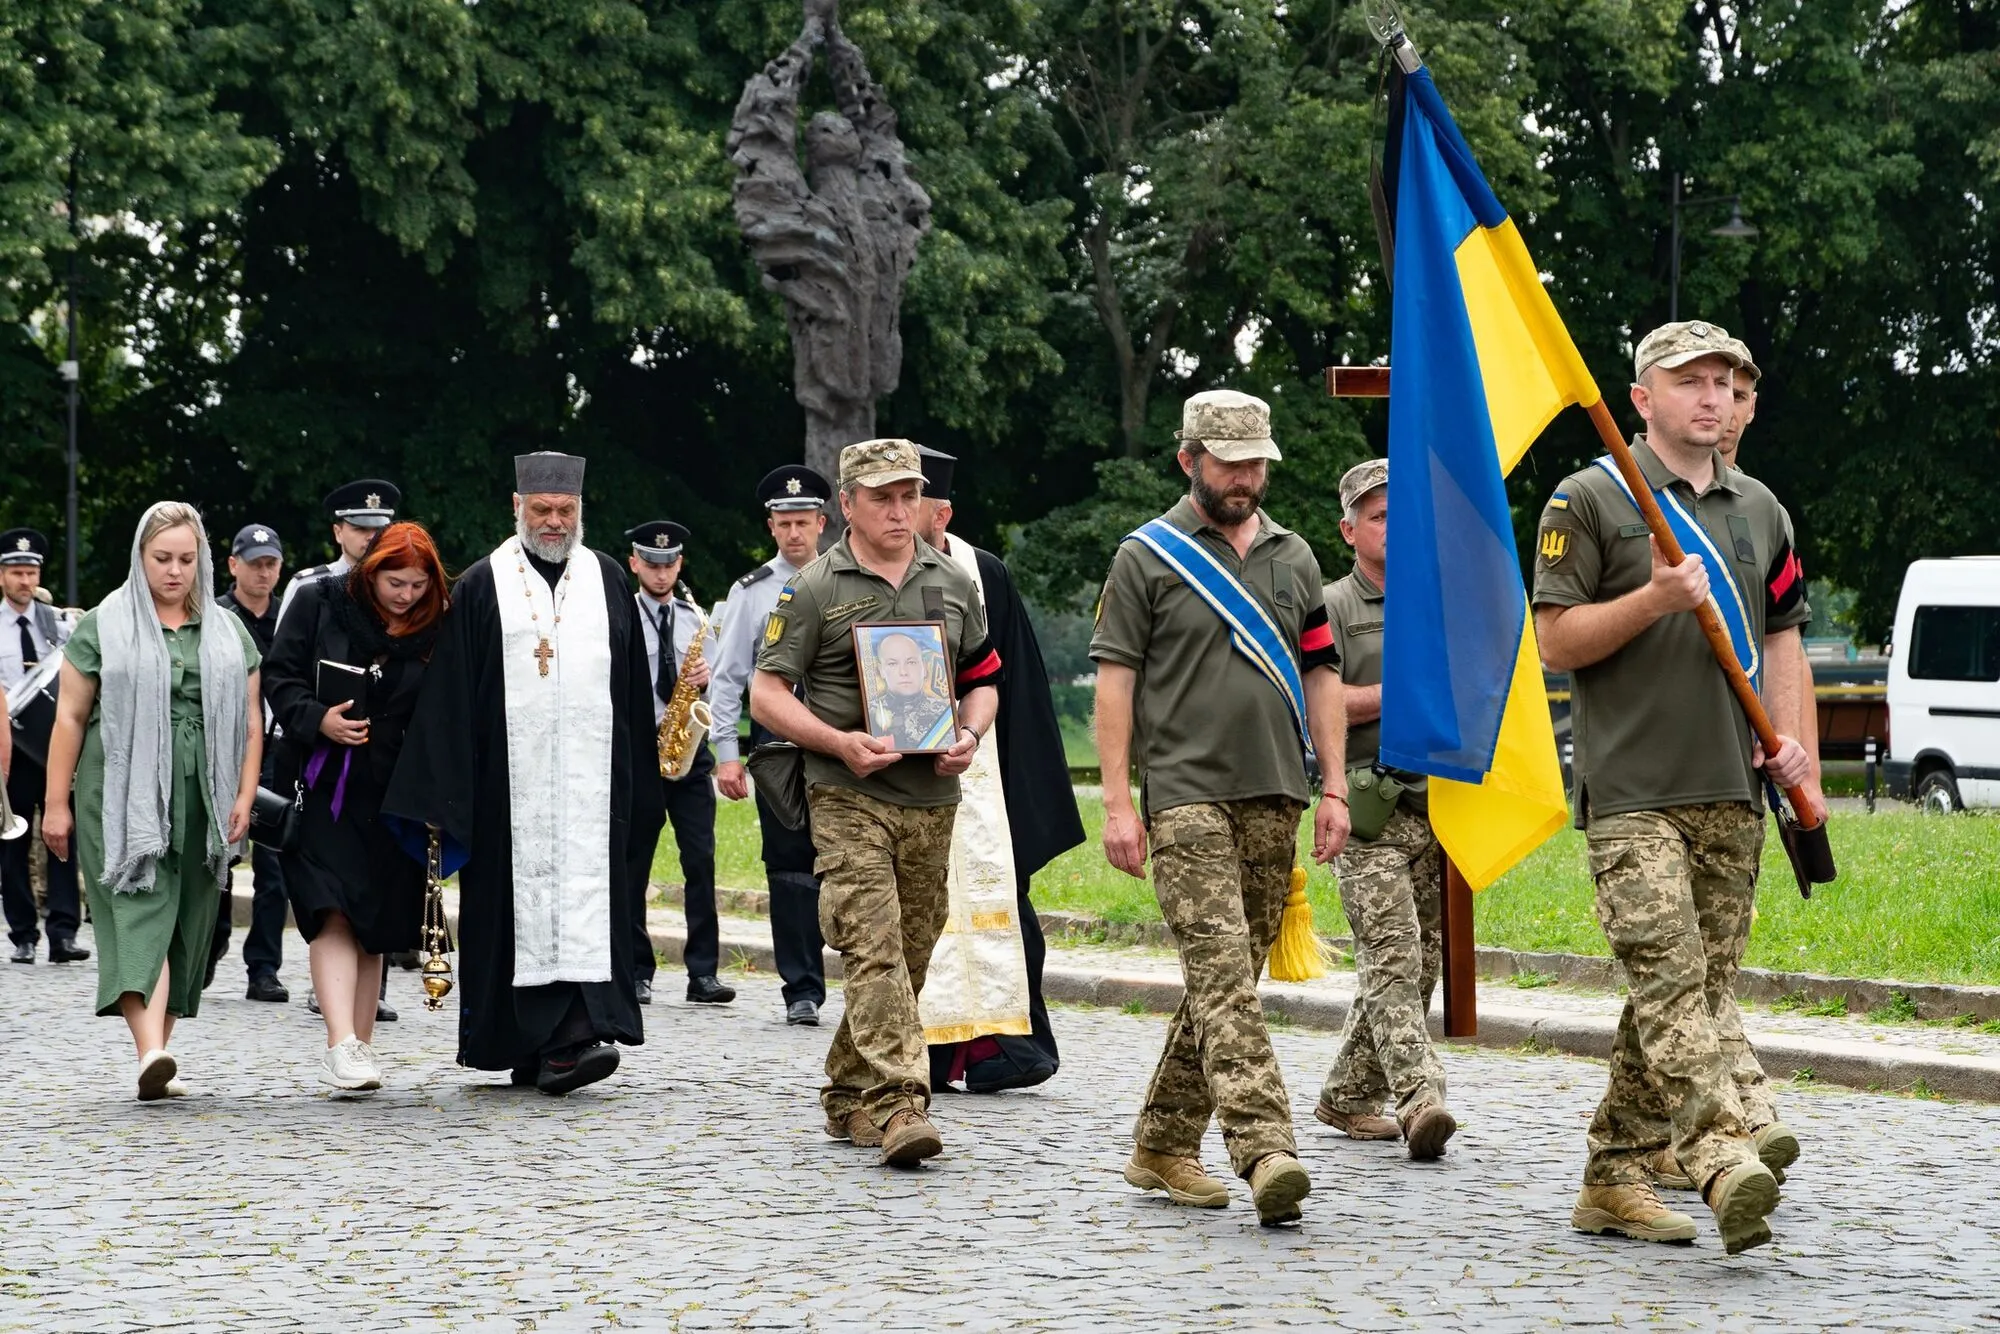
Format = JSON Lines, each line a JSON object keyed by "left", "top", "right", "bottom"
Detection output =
{"left": 1376, "top": 67, "right": 1593, "bottom": 889}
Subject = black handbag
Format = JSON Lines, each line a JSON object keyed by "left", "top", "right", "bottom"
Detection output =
{"left": 249, "top": 783, "right": 301, "bottom": 853}
{"left": 745, "top": 741, "right": 810, "bottom": 832}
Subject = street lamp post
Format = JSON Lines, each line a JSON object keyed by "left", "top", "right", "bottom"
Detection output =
{"left": 1669, "top": 172, "right": 1760, "bottom": 323}
{"left": 62, "top": 154, "right": 81, "bottom": 608}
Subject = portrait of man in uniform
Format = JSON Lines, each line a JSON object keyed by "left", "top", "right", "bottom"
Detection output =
{"left": 855, "top": 622, "right": 955, "bottom": 753}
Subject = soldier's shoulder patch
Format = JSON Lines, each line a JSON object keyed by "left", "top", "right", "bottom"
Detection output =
{"left": 764, "top": 614, "right": 786, "bottom": 645}
{"left": 1547, "top": 492, "right": 1570, "bottom": 511}
{"left": 1538, "top": 525, "right": 1572, "bottom": 565}
{"left": 736, "top": 565, "right": 777, "bottom": 590}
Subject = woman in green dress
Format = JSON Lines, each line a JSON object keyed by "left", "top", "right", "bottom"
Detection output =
{"left": 42, "top": 502, "right": 262, "bottom": 1102}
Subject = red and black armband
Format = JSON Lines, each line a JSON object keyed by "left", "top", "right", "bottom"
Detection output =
{"left": 1765, "top": 540, "right": 1806, "bottom": 619}
{"left": 1299, "top": 604, "right": 1340, "bottom": 672}
{"left": 955, "top": 638, "right": 1005, "bottom": 692}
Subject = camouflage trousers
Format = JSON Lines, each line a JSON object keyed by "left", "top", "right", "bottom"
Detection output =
{"left": 808, "top": 784, "right": 956, "bottom": 1128}
{"left": 1584, "top": 802, "right": 1767, "bottom": 1190}
{"left": 1320, "top": 806, "right": 1446, "bottom": 1125}
{"left": 1134, "top": 796, "right": 1304, "bottom": 1178}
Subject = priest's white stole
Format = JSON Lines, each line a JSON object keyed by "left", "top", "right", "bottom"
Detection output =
{"left": 493, "top": 537, "right": 616, "bottom": 985}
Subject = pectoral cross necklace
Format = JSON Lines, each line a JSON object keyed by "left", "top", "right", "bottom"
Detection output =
{"left": 515, "top": 541, "right": 573, "bottom": 677}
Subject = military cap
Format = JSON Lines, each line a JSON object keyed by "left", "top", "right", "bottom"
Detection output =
{"left": 626, "top": 520, "right": 689, "bottom": 565}
{"left": 0, "top": 528, "right": 49, "bottom": 566}
{"left": 325, "top": 479, "right": 400, "bottom": 529}
{"left": 1339, "top": 459, "right": 1389, "bottom": 512}
{"left": 839, "top": 439, "right": 926, "bottom": 491}
{"left": 1633, "top": 320, "right": 1744, "bottom": 382}
{"left": 916, "top": 444, "right": 956, "bottom": 501}
{"left": 1175, "top": 389, "right": 1280, "bottom": 463}
{"left": 1722, "top": 336, "right": 1762, "bottom": 382}
{"left": 231, "top": 524, "right": 283, "bottom": 561}
{"left": 515, "top": 451, "right": 585, "bottom": 497}
{"left": 757, "top": 465, "right": 831, "bottom": 512}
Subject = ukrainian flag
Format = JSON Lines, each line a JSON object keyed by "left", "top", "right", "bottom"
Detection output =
{"left": 1376, "top": 66, "right": 1590, "bottom": 889}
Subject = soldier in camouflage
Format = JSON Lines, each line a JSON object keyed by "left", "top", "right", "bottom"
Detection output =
{"left": 1090, "top": 390, "right": 1351, "bottom": 1226}
{"left": 1534, "top": 321, "right": 1819, "bottom": 1256}
{"left": 751, "top": 439, "right": 1003, "bottom": 1169}
{"left": 1313, "top": 460, "right": 1457, "bottom": 1160}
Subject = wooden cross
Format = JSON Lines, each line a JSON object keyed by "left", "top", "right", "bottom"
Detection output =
{"left": 534, "top": 637, "right": 554, "bottom": 677}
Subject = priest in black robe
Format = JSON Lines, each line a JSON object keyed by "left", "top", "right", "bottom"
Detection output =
{"left": 384, "top": 452, "right": 650, "bottom": 1094}
{"left": 915, "top": 448, "right": 1085, "bottom": 1092}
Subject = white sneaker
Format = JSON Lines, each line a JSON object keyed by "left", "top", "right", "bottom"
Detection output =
{"left": 137, "top": 1049, "right": 177, "bottom": 1102}
{"left": 164, "top": 1078, "right": 189, "bottom": 1098}
{"left": 319, "top": 1036, "right": 382, "bottom": 1092}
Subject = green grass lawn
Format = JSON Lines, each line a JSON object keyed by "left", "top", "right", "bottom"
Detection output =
{"left": 661, "top": 795, "right": 2000, "bottom": 985}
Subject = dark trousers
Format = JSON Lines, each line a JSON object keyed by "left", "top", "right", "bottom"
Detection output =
{"left": 213, "top": 842, "right": 289, "bottom": 980}
{"left": 748, "top": 725, "right": 824, "bottom": 1006}
{"left": 627, "top": 748, "right": 718, "bottom": 982}
{"left": 2, "top": 756, "right": 80, "bottom": 947}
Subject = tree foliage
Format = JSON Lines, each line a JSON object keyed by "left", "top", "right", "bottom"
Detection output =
{"left": 0, "top": 0, "right": 1993, "bottom": 637}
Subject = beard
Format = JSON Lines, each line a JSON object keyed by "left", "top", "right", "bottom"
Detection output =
{"left": 1190, "top": 460, "right": 1267, "bottom": 526}
{"left": 517, "top": 512, "right": 584, "bottom": 564}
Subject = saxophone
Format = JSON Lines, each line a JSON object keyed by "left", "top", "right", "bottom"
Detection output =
{"left": 657, "top": 591, "right": 714, "bottom": 781}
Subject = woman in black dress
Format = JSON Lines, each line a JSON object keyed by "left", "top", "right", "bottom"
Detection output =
{"left": 265, "top": 521, "right": 446, "bottom": 1092}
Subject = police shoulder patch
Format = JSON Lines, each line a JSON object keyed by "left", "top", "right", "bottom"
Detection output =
{"left": 736, "top": 565, "right": 777, "bottom": 590}
{"left": 1538, "top": 526, "right": 1571, "bottom": 565}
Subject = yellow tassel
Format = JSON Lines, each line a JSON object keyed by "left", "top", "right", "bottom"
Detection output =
{"left": 1268, "top": 866, "right": 1330, "bottom": 982}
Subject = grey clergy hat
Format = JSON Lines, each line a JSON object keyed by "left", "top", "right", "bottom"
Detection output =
{"left": 515, "top": 451, "right": 586, "bottom": 496}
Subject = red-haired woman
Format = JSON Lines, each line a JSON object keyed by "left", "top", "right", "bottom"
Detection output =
{"left": 264, "top": 521, "right": 447, "bottom": 1091}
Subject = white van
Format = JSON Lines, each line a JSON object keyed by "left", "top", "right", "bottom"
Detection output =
{"left": 1885, "top": 557, "right": 2000, "bottom": 811}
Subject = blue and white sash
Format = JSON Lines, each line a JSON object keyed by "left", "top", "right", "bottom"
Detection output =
{"left": 1592, "top": 456, "right": 1760, "bottom": 692}
{"left": 1123, "top": 518, "right": 1313, "bottom": 754}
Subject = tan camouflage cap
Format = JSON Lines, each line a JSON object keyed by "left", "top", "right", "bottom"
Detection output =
{"left": 1339, "top": 458, "right": 1388, "bottom": 512}
{"left": 1722, "top": 335, "right": 1762, "bottom": 382}
{"left": 1175, "top": 389, "right": 1281, "bottom": 463}
{"left": 1633, "top": 320, "right": 1744, "bottom": 381}
{"left": 839, "top": 438, "right": 927, "bottom": 491}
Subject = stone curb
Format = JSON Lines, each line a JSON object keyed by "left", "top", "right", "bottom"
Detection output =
{"left": 651, "top": 920, "right": 2000, "bottom": 1105}
{"left": 643, "top": 882, "right": 2000, "bottom": 1024}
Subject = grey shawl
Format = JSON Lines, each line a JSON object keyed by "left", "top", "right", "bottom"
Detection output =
{"left": 95, "top": 503, "right": 251, "bottom": 893}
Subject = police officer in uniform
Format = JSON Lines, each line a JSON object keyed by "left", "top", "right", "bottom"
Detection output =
{"left": 623, "top": 520, "right": 726, "bottom": 1007}
{"left": 282, "top": 480, "right": 401, "bottom": 1022}
{"left": 210, "top": 524, "right": 293, "bottom": 1001}
{"left": 1312, "top": 459, "right": 1457, "bottom": 1161}
{"left": 276, "top": 479, "right": 400, "bottom": 627}
{"left": 707, "top": 465, "right": 833, "bottom": 1025}
{"left": 752, "top": 439, "right": 1003, "bottom": 1168}
{"left": 1, "top": 528, "right": 85, "bottom": 964}
{"left": 1536, "top": 320, "right": 1815, "bottom": 1256}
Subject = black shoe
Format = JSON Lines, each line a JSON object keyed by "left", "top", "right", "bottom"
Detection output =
{"left": 786, "top": 998, "right": 820, "bottom": 1026}
{"left": 508, "top": 1065, "right": 537, "bottom": 1088}
{"left": 964, "top": 1052, "right": 1059, "bottom": 1094}
{"left": 9, "top": 942, "right": 32, "bottom": 964}
{"left": 537, "top": 1042, "right": 620, "bottom": 1095}
{"left": 246, "top": 974, "right": 290, "bottom": 1003}
{"left": 306, "top": 990, "right": 321, "bottom": 1015}
{"left": 635, "top": 977, "right": 653, "bottom": 1006}
{"left": 686, "top": 975, "right": 737, "bottom": 1004}
{"left": 48, "top": 936, "right": 90, "bottom": 963}
{"left": 376, "top": 1000, "right": 399, "bottom": 1023}
{"left": 388, "top": 951, "right": 421, "bottom": 971}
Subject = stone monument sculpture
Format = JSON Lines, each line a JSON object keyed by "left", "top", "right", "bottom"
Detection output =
{"left": 728, "top": 0, "right": 931, "bottom": 491}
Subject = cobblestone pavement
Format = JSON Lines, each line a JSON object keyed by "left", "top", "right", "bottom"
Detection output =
{"left": 2, "top": 927, "right": 1995, "bottom": 1333}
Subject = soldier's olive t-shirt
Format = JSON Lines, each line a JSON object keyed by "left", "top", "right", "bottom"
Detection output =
{"left": 1322, "top": 570, "right": 1427, "bottom": 814}
{"left": 1089, "top": 497, "right": 1337, "bottom": 818}
{"left": 755, "top": 534, "right": 997, "bottom": 809}
{"left": 1531, "top": 437, "right": 1810, "bottom": 827}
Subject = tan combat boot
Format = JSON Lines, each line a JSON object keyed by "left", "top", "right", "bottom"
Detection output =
{"left": 1402, "top": 1104, "right": 1458, "bottom": 1161}
{"left": 1123, "top": 1148, "right": 1230, "bottom": 1208}
{"left": 824, "top": 1110, "right": 883, "bottom": 1148}
{"left": 1704, "top": 1160, "right": 1780, "bottom": 1255}
{"left": 1640, "top": 1147, "right": 1694, "bottom": 1191}
{"left": 1753, "top": 1122, "right": 1800, "bottom": 1186}
{"left": 1313, "top": 1098, "right": 1401, "bottom": 1141}
{"left": 880, "top": 1109, "right": 943, "bottom": 1167}
{"left": 1571, "top": 1182, "right": 1698, "bottom": 1243}
{"left": 1247, "top": 1152, "right": 1312, "bottom": 1226}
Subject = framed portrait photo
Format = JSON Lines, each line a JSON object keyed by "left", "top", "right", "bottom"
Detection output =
{"left": 852, "top": 620, "right": 959, "bottom": 754}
